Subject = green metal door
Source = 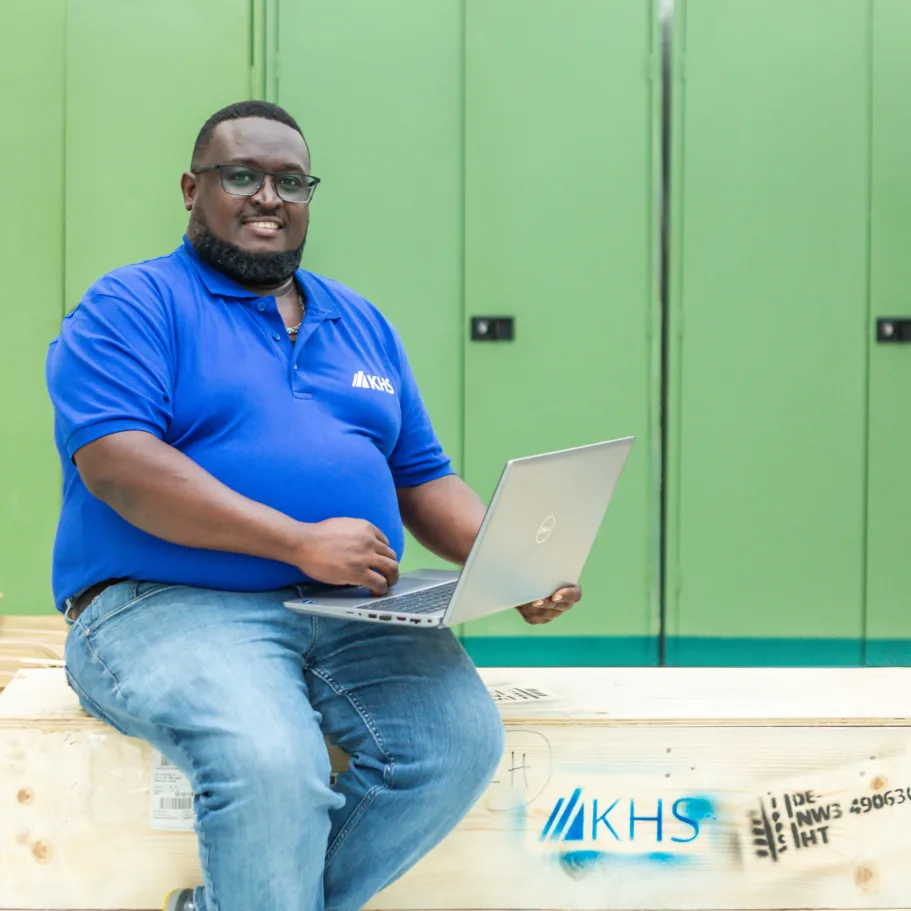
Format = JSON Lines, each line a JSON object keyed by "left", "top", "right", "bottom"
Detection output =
{"left": 461, "top": 0, "right": 662, "bottom": 666}
{"left": 665, "top": 0, "right": 871, "bottom": 665}
{"left": 274, "top": 0, "right": 465, "bottom": 577}
{"left": 0, "top": 0, "right": 252, "bottom": 615}
{"left": 65, "top": 0, "right": 255, "bottom": 309}
{"left": 0, "top": 0, "right": 66, "bottom": 615}
{"left": 864, "top": 0, "right": 911, "bottom": 665}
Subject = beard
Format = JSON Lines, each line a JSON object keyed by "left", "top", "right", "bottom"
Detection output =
{"left": 189, "top": 220, "right": 305, "bottom": 288}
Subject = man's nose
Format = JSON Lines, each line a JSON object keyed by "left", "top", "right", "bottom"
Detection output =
{"left": 252, "top": 175, "right": 282, "bottom": 208}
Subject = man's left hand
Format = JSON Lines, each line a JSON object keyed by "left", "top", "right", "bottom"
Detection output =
{"left": 395, "top": 477, "right": 583, "bottom": 626}
{"left": 516, "top": 585, "right": 582, "bottom": 625}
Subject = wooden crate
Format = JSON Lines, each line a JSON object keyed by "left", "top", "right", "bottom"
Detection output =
{"left": 3, "top": 666, "right": 911, "bottom": 911}
{"left": 0, "top": 614, "right": 67, "bottom": 692}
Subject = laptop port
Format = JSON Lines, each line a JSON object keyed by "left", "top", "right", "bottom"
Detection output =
{"left": 378, "top": 614, "right": 392, "bottom": 621}
{"left": 410, "top": 618, "right": 422, "bottom": 624}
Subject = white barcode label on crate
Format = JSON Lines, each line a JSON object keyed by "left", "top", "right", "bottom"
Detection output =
{"left": 487, "top": 684, "right": 558, "bottom": 704}
{"left": 150, "top": 749, "right": 195, "bottom": 831}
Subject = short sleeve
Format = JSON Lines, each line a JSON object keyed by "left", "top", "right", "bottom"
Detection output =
{"left": 387, "top": 331, "right": 454, "bottom": 488}
{"left": 46, "top": 284, "right": 174, "bottom": 461}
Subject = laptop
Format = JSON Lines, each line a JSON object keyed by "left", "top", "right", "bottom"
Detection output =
{"left": 283, "top": 436, "right": 634, "bottom": 629}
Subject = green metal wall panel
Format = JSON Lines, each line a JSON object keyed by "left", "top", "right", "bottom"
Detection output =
{"left": 461, "top": 0, "right": 661, "bottom": 665}
{"left": 9, "top": 0, "right": 903, "bottom": 664}
{"left": 666, "top": 0, "right": 871, "bottom": 665}
{"left": 0, "top": 0, "right": 66, "bottom": 615}
{"left": 864, "top": 0, "right": 911, "bottom": 665}
{"left": 65, "top": 0, "right": 254, "bottom": 309}
{"left": 275, "top": 0, "right": 464, "bottom": 577}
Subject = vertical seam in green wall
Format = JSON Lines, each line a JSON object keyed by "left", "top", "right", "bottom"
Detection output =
{"left": 249, "top": 0, "right": 265, "bottom": 99}
{"left": 456, "top": 0, "right": 467, "bottom": 644}
{"left": 273, "top": 0, "right": 281, "bottom": 103}
{"left": 249, "top": 0, "right": 254, "bottom": 73}
{"left": 674, "top": 0, "right": 689, "bottom": 650}
{"left": 649, "top": 0, "right": 665, "bottom": 655}
{"left": 663, "top": 0, "right": 676, "bottom": 661}
{"left": 61, "top": 0, "right": 68, "bottom": 319}
{"left": 860, "top": 0, "right": 875, "bottom": 666}
{"left": 663, "top": 0, "right": 688, "bottom": 655}
{"left": 58, "top": 0, "right": 68, "bottom": 519}
{"left": 265, "top": 0, "right": 278, "bottom": 103}
{"left": 458, "top": 0, "right": 467, "bottom": 482}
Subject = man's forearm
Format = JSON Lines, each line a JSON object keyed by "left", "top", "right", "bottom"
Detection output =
{"left": 397, "top": 475, "right": 487, "bottom": 566}
{"left": 75, "top": 430, "right": 303, "bottom": 564}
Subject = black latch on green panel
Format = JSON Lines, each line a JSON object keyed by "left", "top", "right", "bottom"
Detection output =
{"left": 877, "top": 318, "right": 911, "bottom": 343}
{"left": 471, "top": 317, "right": 515, "bottom": 341}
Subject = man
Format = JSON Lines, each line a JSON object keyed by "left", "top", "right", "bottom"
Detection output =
{"left": 46, "top": 100, "right": 581, "bottom": 911}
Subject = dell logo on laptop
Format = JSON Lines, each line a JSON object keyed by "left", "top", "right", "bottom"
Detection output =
{"left": 536, "top": 515, "right": 556, "bottom": 544}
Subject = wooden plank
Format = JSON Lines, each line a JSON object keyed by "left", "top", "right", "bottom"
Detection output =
{"left": 2, "top": 727, "right": 202, "bottom": 910}
{"left": 8, "top": 665, "right": 911, "bottom": 726}
{"left": 475, "top": 667, "right": 911, "bottom": 725}
{"left": 5, "top": 668, "right": 911, "bottom": 909}
{"left": 0, "top": 615, "right": 67, "bottom": 636}
{"left": 376, "top": 724, "right": 911, "bottom": 910}
{"left": 0, "top": 615, "right": 67, "bottom": 692}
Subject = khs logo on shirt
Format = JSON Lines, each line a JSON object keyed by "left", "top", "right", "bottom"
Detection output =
{"left": 351, "top": 370, "right": 395, "bottom": 395}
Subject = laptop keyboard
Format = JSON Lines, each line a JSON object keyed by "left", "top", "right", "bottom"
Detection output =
{"left": 383, "top": 581, "right": 457, "bottom": 614}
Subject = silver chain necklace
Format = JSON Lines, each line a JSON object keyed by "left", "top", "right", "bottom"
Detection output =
{"left": 280, "top": 282, "right": 305, "bottom": 336}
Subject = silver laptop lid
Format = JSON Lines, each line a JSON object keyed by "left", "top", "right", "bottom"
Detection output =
{"left": 442, "top": 436, "right": 635, "bottom": 627}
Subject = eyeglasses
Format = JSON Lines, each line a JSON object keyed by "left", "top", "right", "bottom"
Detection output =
{"left": 194, "top": 164, "right": 321, "bottom": 204}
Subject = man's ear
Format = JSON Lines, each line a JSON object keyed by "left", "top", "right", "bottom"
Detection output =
{"left": 180, "top": 172, "right": 197, "bottom": 211}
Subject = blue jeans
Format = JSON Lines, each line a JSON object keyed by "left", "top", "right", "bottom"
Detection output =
{"left": 64, "top": 581, "right": 504, "bottom": 911}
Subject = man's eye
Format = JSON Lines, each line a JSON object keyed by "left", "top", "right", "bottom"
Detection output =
{"left": 279, "top": 175, "right": 305, "bottom": 191}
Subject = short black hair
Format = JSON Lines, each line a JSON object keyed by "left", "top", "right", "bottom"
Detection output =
{"left": 191, "top": 100, "right": 308, "bottom": 169}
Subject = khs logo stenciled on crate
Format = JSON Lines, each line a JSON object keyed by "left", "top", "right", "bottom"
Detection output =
{"left": 540, "top": 787, "right": 716, "bottom": 851}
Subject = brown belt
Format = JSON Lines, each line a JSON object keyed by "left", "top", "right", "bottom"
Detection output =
{"left": 68, "top": 578, "right": 126, "bottom": 623}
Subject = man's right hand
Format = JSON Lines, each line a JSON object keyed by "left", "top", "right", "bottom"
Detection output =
{"left": 294, "top": 518, "right": 399, "bottom": 595}
{"left": 73, "top": 433, "right": 399, "bottom": 595}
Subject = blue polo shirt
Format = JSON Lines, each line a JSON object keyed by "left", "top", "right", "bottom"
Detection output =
{"left": 45, "top": 237, "right": 453, "bottom": 611}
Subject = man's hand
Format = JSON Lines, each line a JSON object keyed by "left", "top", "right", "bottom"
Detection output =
{"left": 74, "top": 432, "right": 400, "bottom": 596}
{"left": 515, "top": 584, "right": 582, "bottom": 625}
{"left": 397, "top": 478, "right": 584, "bottom": 625}
{"left": 294, "top": 518, "right": 399, "bottom": 595}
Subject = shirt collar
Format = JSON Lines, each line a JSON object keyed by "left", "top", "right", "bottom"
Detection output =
{"left": 179, "top": 235, "right": 341, "bottom": 320}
